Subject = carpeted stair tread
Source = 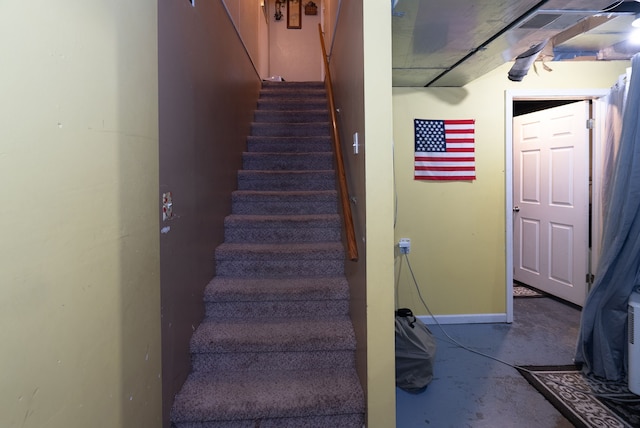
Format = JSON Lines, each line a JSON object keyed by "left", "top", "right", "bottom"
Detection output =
{"left": 215, "top": 241, "right": 344, "bottom": 260}
{"left": 223, "top": 214, "right": 340, "bottom": 243}
{"left": 242, "top": 152, "right": 334, "bottom": 171}
{"left": 191, "top": 349, "right": 356, "bottom": 374}
{"left": 254, "top": 110, "right": 329, "bottom": 123}
{"left": 205, "top": 298, "right": 348, "bottom": 318}
{"left": 204, "top": 277, "right": 349, "bottom": 302}
{"left": 224, "top": 213, "right": 340, "bottom": 228}
{"left": 171, "top": 368, "right": 364, "bottom": 424}
{"left": 231, "top": 190, "right": 337, "bottom": 215}
{"left": 261, "top": 80, "right": 324, "bottom": 88}
{"left": 225, "top": 214, "right": 341, "bottom": 244}
{"left": 258, "top": 90, "right": 326, "bottom": 99}
{"left": 223, "top": 232, "right": 340, "bottom": 245}
{"left": 175, "top": 414, "right": 363, "bottom": 428}
{"left": 258, "top": 88, "right": 327, "bottom": 99}
{"left": 231, "top": 189, "right": 337, "bottom": 199}
{"left": 215, "top": 242, "right": 345, "bottom": 277}
{"left": 250, "top": 122, "right": 331, "bottom": 137}
{"left": 191, "top": 316, "right": 356, "bottom": 354}
{"left": 174, "top": 414, "right": 364, "bottom": 428}
{"left": 246, "top": 136, "right": 332, "bottom": 153}
{"left": 215, "top": 259, "right": 343, "bottom": 278}
{"left": 257, "top": 99, "right": 327, "bottom": 111}
{"left": 237, "top": 170, "right": 336, "bottom": 191}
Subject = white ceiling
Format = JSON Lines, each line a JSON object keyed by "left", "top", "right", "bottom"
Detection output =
{"left": 392, "top": 0, "right": 640, "bottom": 87}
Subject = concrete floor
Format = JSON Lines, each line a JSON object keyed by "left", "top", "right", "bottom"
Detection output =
{"left": 396, "top": 296, "right": 581, "bottom": 428}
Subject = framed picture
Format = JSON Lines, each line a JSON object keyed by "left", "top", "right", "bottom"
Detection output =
{"left": 287, "top": 0, "right": 301, "bottom": 29}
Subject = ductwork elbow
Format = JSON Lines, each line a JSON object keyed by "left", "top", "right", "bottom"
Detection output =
{"left": 508, "top": 40, "right": 548, "bottom": 82}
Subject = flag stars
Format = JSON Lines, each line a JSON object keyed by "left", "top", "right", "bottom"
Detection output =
{"left": 415, "top": 119, "right": 446, "bottom": 152}
{"left": 413, "top": 118, "right": 476, "bottom": 181}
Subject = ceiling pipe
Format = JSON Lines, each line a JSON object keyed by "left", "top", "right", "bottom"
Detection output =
{"left": 507, "top": 40, "right": 549, "bottom": 81}
{"left": 424, "top": 0, "right": 551, "bottom": 87}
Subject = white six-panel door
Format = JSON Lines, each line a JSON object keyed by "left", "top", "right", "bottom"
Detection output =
{"left": 513, "top": 101, "right": 590, "bottom": 306}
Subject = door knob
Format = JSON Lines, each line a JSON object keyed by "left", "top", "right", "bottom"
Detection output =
{"left": 513, "top": 206, "right": 520, "bottom": 212}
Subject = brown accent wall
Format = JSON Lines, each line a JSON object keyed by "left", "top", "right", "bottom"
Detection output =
{"left": 328, "top": 0, "right": 368, "bottom": 412}
{"left": 158, "top": 1, "right": 261, "bottom": 426}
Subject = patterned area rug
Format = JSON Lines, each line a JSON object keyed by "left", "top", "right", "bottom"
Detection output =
{"left": 513, "top": 284, "right": 545, "bottom": 298}
{"left": 517, "top": 365, "right": 640, "bottom": 428}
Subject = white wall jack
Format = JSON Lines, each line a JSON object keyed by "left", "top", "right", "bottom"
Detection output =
{"left": 399, "top": 238, "right": 411, "bottom": 254}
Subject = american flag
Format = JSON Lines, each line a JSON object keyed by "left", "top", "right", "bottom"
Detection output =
{"left": 414, "top": 119, "right": 476, "bottom": 181}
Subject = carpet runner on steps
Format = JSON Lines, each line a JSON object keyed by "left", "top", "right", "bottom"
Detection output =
{"left": 170, "top": 81, "right": 365, "bottom": 428}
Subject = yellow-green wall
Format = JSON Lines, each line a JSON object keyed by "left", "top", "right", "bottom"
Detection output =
{"left": 363, "top": 2, "right": 396, "bottom": 428}
{"left": 0, "top": 2, "right": 161, "bottom": 427}
{"left": 331, "top": 1, "right": 396, "bottom": 426}
{"left": 393, "top": 60, "right": 630, "bottom": 317}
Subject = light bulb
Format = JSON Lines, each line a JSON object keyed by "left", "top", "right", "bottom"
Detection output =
{"left": 630, "top": 28, "right": 640, "bottom": 45}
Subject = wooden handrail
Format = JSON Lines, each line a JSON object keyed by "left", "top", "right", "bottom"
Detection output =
{"left": 318, "top": 24, "right": 359, "bottom": 262}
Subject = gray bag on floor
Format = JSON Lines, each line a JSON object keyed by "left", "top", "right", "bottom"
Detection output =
{"left": 395, "top": 308, "right": 436, "bottom": 393}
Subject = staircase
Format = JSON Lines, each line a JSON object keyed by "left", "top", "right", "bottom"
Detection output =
{"left": 170, "top": 81, "right": 365, "bottom": 428}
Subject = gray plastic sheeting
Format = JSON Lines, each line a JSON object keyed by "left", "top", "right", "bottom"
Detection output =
{"left": 575, "top": 53, "right": 640, "bottom": 381}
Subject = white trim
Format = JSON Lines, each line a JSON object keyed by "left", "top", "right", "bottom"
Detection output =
{"left": 505, "top": 89, "right": 609, "bottom": 101}
{"left": 591, "top": 95, "right": 608, "bottom": 283}
{"left": 418, "top": 313, "right": 507, "bottom": 325}
{"left": 504, "top": 88, "right": 610, "bottom": 322}
{"left": 505, "top": 92, "right": 514, "bottom": 323}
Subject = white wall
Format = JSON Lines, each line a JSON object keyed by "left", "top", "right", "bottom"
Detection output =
{"left": 268, "top": 0, "right": 323, "bottom": 81}
{"left": 223, "top": 0, "right": 269, "bottom": 78}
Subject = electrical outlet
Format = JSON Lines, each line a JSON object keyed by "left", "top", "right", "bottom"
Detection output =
{"left": 399, "top": 238, "right": 411, "bottom": 254}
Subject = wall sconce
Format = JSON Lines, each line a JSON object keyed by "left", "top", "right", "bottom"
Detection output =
{"left": 275, "top": 0, "right": 285, "bottom": 21}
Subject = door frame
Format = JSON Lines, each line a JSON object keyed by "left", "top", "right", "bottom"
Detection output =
{"left": 505, "top": 89, "right": 609, "bottom": 322}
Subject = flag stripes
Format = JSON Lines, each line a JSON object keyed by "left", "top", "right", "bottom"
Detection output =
{"left": 414, "top": 119, "right": 476, "bottom": 181}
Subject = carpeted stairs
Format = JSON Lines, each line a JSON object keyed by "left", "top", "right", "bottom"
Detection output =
{"left": 170, "top": 81, "right": 365, "bottom": 428}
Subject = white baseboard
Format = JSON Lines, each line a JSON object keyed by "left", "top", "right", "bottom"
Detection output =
{"left": 417, "top": 313, "right": 508, "bottom": 325}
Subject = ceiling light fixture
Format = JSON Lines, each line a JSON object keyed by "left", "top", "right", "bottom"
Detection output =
{"left": 630, "top": 28, "right": 640, "bottom": 45}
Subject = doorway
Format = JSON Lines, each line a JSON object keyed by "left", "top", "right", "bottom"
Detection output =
{"left": 513, "top": 100, "right": 590, "bottom": 306}
{"left": 505, "top": 89, "right": 609, "bottom": 322}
